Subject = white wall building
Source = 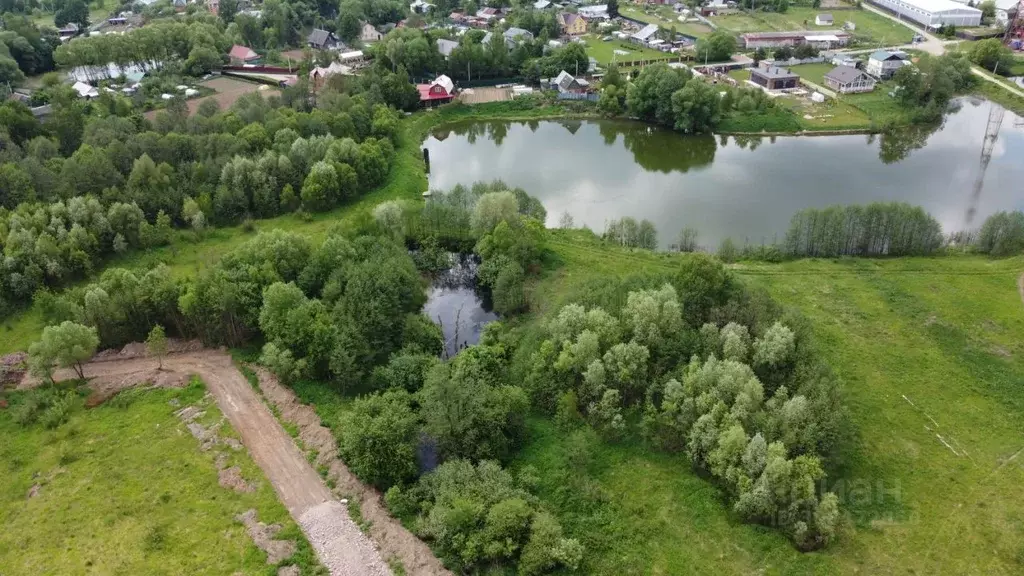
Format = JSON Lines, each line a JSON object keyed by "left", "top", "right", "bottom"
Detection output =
{"left": 868, "top": 0, "right": 981, "bottom": 28}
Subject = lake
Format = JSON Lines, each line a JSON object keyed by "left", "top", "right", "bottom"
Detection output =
{"left": 424, "top": 100, "right": 1024, "bottom": 249}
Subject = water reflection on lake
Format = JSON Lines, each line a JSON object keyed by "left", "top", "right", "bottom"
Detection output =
{"left": 425, "top": 99, "right": 1024, "bottom": 248}
{"left": 421, "top": 254, "right": 497, "bottom": 358}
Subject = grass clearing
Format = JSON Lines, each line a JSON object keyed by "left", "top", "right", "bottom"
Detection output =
{"left": 620, "top": 5, "right": 714, "bottom": 37}
{"left": 712, "top": 7, "right": 914, "bottom": 47}
{"left": 582, "top": 34, "right": 678, "bottom": 66}
{"left": 0, "top": 379, "right": 321, "bottom": 575}
{"left": 511, "top": 234, "right": 1024, "bottom": 574}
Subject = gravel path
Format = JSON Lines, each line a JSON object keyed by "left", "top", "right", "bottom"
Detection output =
{"left": 35, "top": 350, "right": 391, "bottom": 576}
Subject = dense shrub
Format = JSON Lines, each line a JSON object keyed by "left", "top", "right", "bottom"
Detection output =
{"left": 385, "top": 460, "right": 583, "bottom": 574}
{"left": 338, "top": 389, "right": 420, "bottom": 490}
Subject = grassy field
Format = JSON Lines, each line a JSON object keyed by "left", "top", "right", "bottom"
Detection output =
{"left": 583, "top": 34, "right": 678, "bottom": 66}
{"left": 31, "top": 6, "right": 109, "bottom": 28}
{"left": 712, "top": 7, "right": 915, "bottom": 47}
{"left": 619, "top": 5, "right": 714, "bottom": 38}
{"left": 0, "top": 379, "right": 321, "bottom": 575}
{"left": 510, "top": 232, "right": 1024, "bottom": 574}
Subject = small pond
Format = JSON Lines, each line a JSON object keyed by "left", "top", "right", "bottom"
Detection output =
{"left": 421, "top": 253, "right": 497, "bottom": 358}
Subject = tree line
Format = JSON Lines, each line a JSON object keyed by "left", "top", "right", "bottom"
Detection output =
{"left": 598, "top": 62, "right": 781, "bottom": 135}
{"left": 0, "top": 64, "right": 406, "bottom": 318}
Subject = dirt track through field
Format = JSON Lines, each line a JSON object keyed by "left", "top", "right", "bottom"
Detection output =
{"left": 35, "top": 350, "right": 390, "bottom": 576}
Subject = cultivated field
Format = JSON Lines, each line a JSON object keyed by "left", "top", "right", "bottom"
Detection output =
{"left": 0, "top": 378, "right": 321, "bottom": 575}
{"left": 189, "top": 76, "right": 281, "bottom": 115}
{"left": 459, "top": 86, "right": 512, "bottom": 104}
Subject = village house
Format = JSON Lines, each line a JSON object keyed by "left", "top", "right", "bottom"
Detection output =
{"left": 437, "top": 38, "right": 459, "bottom": 59}
{"left": 815, "top": 13, "right": 834, "bottom": 25}
{"left": 553, "top": 70, "right": 589, "bottom": 93}
{"left": 307, "top": 28, "right": 340, "bottom": 50}
{"left": 309, "top": 61, "right": 352, "bottom": 91}
{"left": 823, "top": 65, "right": 877, "bottom": 93}
{"left": 557, "top": 12, "right": 588, "bottom": 36}
{"left": 631, "top": 23, "right": 660, "bottom": 45}
{"left": 417, "top": 74, "right": 455, "bottom": 107}
{"left": 749, "top": 66, "right": 800, "bottom": 91}
{"left": 58, "top": 22, "right": 80, "bottom": 41}
{"left": 360, "top": 22, "right": 384, "bottom": 42}
{"left": 228, "top": 44, "right": 260, "bottom": 64}
{"left": 508, "top": 27, "right": 535, "bottom": 46}
{"left": 534, "top": 0, "right": 551, "bottom": 8}
{"left": 866, "top": 50, "right": 909, "bottom": 79}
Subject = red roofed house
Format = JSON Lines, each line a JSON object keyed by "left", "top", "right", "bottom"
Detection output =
{"left": 417, "top": 74, "right": 455, "bottom": 107}
{"left": 228, "top": 44, "right": 260, "bottom": 65}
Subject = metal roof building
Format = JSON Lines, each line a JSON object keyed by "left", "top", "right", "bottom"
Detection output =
{"left": 867, "top": 0, "right": 981, "bottom": 28}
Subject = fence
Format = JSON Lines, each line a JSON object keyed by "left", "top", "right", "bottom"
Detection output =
{"left": 557, "top": 92, "right": 600, "bottom": 101}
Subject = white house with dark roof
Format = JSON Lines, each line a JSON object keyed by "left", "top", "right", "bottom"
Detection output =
{"left": 815, "top": 13, "right": 834, "bottom": 25}
{"left": 866, "top": 50, "right": 909, "bottom": 79}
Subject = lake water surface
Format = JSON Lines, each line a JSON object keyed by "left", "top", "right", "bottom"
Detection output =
{"left": 425, "top": 100, "right": 1024, "bottom": 248}
{"left": 421, "top": 254, "right": 497, "bottom": 358}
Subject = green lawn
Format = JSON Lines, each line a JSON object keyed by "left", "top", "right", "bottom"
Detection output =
{"left": 619, "top": 5, "right": 714, "bottom": 38}
{"left": 582, "top": 34, "right": 678, "bottom": 66}
{"left": 712, "top": 7, "right": 915, "bottom": 47}
{"left": 787, "top": 62, "right": 834, "bottom": 85}
{"left": 31, "top": 6, "right": 110, "bottom": 28}
{"left": 0, "top": 379, "right": 322, "bottom": 575}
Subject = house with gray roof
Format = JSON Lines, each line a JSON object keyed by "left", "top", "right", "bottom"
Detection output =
{"left": 503, "top": 27, "right": 534, "bottom": 47}
{"left": 437, "top": 38, "right": 459, "bottom": 58}
{"left": 308, "top": 28, "right": 339, "bottom": 49}
{"left": 824, "top": 65, "right": 876, "bottom": 93}
{"left": 631, "top": 23, "right": 659, "bottom": 44}
{"left": 749, "top": 66, "right": 800, "bottom": 90}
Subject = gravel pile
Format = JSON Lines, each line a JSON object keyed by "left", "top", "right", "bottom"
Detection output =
{"left": 299, "top": 500, "right": 392, "bottom": 576}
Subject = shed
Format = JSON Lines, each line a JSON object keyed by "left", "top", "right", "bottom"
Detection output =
{"left": 815, "top": 13, "right": 834, "bottom": 25}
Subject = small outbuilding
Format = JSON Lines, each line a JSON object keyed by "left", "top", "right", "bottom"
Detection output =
{"left": 815, "top": 13, "right": 834, "bottom": 25}
{"left": 307, "top": 28, "right": 340, "bottom": 50}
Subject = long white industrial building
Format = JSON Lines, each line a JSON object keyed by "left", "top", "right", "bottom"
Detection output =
{"left": 869, "top": 0, "right": 982, "bottom": 28}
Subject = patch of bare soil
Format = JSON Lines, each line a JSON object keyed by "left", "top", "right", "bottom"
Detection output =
{"left": 253, "top": 367, "right": 451, "bottom": 576}
{"left": 219, "top": 466, "right": 256, "bottom": 493}
{"left": 1019, "top": 273, "right": 1024, "bottom": 307}
{"left": 1, "top": 352, "right": 27, "bottom": 386}
{"left": 236, "top": 509, "right": 298, "bottom": 565}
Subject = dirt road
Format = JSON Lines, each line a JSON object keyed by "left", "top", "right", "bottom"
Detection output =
{"left": 37, "top": 350, "right": 390, "bottom": 576}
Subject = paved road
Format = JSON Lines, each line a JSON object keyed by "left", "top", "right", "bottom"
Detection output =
{"left": 47, "top": 350, "right": 391, "bottom": 576}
